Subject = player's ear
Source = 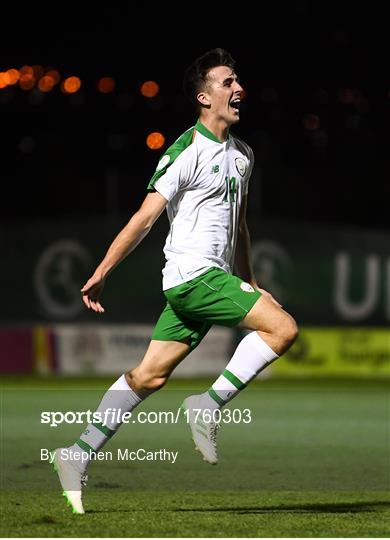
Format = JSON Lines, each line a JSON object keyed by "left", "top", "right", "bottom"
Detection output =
{"left": 197, "top": 91, "right": 211, "bottom": 108}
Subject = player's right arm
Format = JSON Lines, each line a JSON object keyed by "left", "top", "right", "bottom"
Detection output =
{"left": 81, "top": 191, "right": 167, "bottom": 313}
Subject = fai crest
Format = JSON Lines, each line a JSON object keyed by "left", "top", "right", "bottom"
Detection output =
{"left": 235, "top": 158, "right": 246, "bottom": 176}
{"left": 240, "top": 282, "right": 255, "bottom": 293}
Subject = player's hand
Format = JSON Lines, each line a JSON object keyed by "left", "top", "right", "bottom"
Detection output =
{"left": 81, "top": 272, "right": 106, "bottom": 313}
{"left": 257, "top": 288, "right": 282, "bottom": 308}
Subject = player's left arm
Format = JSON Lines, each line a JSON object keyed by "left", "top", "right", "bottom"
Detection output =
{"left": 234, "top": 195, "right": 258, "bottom": 287}
{"left": 234, "top": 195, "right": 281, "bottom": 305}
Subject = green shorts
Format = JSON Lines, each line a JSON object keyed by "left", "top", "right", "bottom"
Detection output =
{"left": 151, "top": 268, "right": 261, "bottom": 351}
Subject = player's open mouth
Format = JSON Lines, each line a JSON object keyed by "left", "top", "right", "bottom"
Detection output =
{"left": 230, "top": 99, "right": 241, "bottom": 110}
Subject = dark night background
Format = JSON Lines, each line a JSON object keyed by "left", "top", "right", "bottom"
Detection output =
{"left": 0, "top": 3, "right": 388, "bottom": 230}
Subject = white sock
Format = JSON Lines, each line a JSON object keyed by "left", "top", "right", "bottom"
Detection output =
{"left": 199, "top": 332, "right": 279, "bottom": 410}
{"left": 69, "top": 374, "right": 141, "bottom": 472}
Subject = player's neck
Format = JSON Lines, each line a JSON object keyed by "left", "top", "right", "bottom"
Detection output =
{"left": 198, "top": 116, "right": 230, "bottom": 142}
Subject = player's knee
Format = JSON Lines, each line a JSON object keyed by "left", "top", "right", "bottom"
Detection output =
{"left": 280, "top": 316, "right": 298, "bottom": 350}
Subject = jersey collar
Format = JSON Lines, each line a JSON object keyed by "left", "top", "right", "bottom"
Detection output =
{"left": 195, "top": 119, "right": 226, "bottom": 144}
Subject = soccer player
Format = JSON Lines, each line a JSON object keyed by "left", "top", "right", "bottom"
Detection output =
{"left": 53, "top": 48, "right": 298, "bottom": 514}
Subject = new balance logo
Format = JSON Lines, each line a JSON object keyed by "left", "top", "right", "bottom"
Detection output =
{"left": 211, "top": 165, "right": 219, "bottom": 173}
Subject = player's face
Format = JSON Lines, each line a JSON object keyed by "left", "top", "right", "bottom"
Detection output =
{"left": 202, "top": 66, "right": 243, "bottom": 125}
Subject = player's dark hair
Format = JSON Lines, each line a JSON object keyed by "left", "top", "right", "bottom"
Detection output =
{"left": 183, "top": 48, "right": 236, "bottom": 107}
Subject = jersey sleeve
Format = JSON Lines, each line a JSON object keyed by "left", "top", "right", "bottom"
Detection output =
{"left": 147, "top": 127, "right": 196, "bottom": 201}
{"left": 242, "top": 146, "right": 254, "bottom": 196}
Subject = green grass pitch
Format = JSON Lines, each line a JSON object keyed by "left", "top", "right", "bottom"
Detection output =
{"left": 1, "top": 376, "right": 389, "bottom": 537}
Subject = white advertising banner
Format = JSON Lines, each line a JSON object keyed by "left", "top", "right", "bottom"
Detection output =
{"left": 54, "top": 324, "right": 233, "bottom": 376}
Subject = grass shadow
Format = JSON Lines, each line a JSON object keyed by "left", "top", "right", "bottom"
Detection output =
{"left": 174, "top": 500, "right": 390, "bottom": 514}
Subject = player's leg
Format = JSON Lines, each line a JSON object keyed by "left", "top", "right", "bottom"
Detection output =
{"left": 54, "top": 303, "right": 209, "bottom": 513}
{"left": 67, "top": 338, "right": 191, "bottom": 466}
{"left": 54, "top": 340, "right": 189, "bottom": 514}
{"left": 53, "top": 338, "right": 190, "bottom": 513}
{"left": 175, "top": 269, "right": 297, "bottom": 462}
{"left": 200, "top": 293, "right": 298, "bottom": 412}
{"left": 125, "top": 338, "right": 190, "bottom": 397}
{"left": 240, "top": 292, "right": 298, "bottom": 354}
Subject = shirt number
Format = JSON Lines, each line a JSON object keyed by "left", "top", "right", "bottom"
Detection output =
{"left": 223, "top": 176, "right": 237, "bottom": 203}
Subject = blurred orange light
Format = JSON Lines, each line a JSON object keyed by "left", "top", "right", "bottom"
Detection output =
{"left": 20, "top": 65, "right": 34, "bottom": 76}
{"left": 62, "top": 76, "right": 81, "bottom": 94}
{"left": 141, "top": 80, "right": 159, "bottom": 98}
{"left": 5, "top": 69, "right": 20, "bottom": 85}
{"left": 98, "top": 77, "right": 116, "bottom": 93}
{"left": 19, "top": 73, "right": 36, "bottom": 90}
{"left": 146, "top": 132, "right": 165, "bottom": 150}
{"left": 0, "top": 72, "right": 8, "bottom": 89}
{"left": 45, "top": 69, "right": 61, "bottom": 85}
{"left": 38, "top": 75, "right": 56, "bottom": 92}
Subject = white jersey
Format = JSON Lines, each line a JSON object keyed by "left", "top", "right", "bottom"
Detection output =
{"left": 147, "top": 119, "right": 254, "bottom": 290}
